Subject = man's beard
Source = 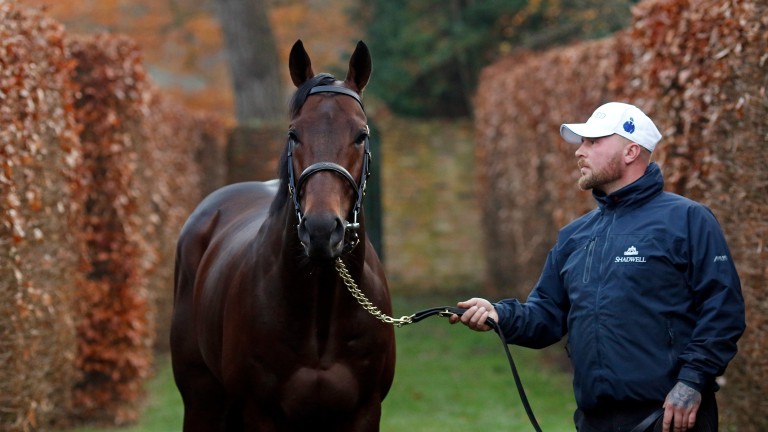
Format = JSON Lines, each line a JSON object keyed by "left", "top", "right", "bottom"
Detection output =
{"left": 578, "top": 152, "right": 623, "bottom": 191}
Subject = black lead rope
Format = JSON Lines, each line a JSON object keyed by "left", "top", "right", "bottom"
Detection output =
{"left": 410, "top": 306, "right": 543, "bottom": 432}
{"left": 412, "top": 307, "right": 667, "bottom": 432}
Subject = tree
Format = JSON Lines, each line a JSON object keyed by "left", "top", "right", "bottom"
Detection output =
{"left": 355, "top": 0, "right": 639, "bottom": 118}
{"left": 215, "top": 0, "right": 284, "bottom": 124}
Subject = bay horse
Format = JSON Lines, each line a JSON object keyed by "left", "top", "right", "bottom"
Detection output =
{"left": 170, "top": 40, "right": 396, "bottom": 431}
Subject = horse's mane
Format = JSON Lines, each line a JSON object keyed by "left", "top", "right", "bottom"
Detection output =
{"left": 269, "top": 73, "right": 337, "bottom": 216}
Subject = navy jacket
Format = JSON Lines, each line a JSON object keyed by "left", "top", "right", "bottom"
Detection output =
{"left": 494, "top": 163, "right": 745, "bottom": 410}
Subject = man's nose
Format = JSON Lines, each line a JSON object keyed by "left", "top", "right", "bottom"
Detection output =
{"left": 575, "top": 143, "right": 586, "bottom": 158}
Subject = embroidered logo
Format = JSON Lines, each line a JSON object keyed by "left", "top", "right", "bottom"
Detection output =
{"left": 623, "top": 117, "right": 636, "bottom": 134}
{"left": 713, "top": 255, "right": 729, "bottom": 263}
{"left": 615, "top": 245, "right": 646, "bottom": 263}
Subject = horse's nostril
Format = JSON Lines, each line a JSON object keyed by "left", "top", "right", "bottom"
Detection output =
{"left": 335, "top": 216, "right": 344, "bottom": 232}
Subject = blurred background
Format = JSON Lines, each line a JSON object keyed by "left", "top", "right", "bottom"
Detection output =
{"left": 2, "top": 0, "right": 766, "bottom": 430}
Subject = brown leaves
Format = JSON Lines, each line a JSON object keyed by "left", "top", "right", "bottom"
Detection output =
{"left": 2, "top": 3, "right": 226, "bottom": 429}
{"left": 64, "top": 29, "right": 225, "bottom": 428}
{"left": 0, "top": 3, "right": 81, "bottom": 431}
{"left": 475, "top": 0, "right": 767, "bottom": 429}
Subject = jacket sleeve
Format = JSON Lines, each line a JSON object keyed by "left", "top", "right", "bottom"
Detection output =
{"left": 494, "top": 247, "right": 570, "bottom": 349}
{"left": 676, "top": 205, "right": 746, "bottom": 391}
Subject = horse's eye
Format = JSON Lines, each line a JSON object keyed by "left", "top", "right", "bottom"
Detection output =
{"left": 355, "top": 132, "right": 368, "bottom": 145}
{"left": 288, "top": 130, "right": 299, "bottom": 144}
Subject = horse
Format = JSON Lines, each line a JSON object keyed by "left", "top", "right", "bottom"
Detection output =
{"left": 170, "top": 40, "right": 396, "bottom": 431}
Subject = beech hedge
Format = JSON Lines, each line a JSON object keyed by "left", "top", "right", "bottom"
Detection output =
{"left": 474, "top": 0, "right": 767, "bottom": 429}
{"left": 0, "top": 4, "right": 225, "bottom": 429}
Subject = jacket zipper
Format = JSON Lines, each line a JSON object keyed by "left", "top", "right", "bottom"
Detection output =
{"left": 583, "top": 237, "right": 596, "bottom": 283}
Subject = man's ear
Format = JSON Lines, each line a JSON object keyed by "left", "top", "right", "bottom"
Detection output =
{"left": 624, "top": 142, "right": 643, "bottom": 163}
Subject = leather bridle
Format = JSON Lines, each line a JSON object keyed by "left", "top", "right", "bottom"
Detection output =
{"left": 286, "top": 85, "right": 371, "bottom": 253}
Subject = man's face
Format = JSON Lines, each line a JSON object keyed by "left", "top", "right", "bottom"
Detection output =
{"left": 574, "top": 134, "right": 627, "bottom": 193}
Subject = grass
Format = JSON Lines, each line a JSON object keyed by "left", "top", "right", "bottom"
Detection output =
{"left": 66, "top": 294, "right": 576, "bottom": 432}
{"left": 381, "top": 294, "right": 576, "bottom": 432}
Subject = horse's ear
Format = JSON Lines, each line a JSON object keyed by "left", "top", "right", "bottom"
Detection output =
{"left": 345, "top": 40, "right": 371, "bottom": 93}
{"left": 289, "top": 39, "right": 314, "bottom": 88}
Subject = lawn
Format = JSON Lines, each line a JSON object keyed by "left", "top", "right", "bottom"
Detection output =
{"left": 66, "top": 294, "right": 576, "bottom": 432}
{"left": 382, "top": 294, "right": 576, "bottom": 431}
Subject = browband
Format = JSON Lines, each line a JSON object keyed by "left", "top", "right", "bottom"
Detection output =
{"left": 308, "top": 85, "right": 364, "bottom": 109}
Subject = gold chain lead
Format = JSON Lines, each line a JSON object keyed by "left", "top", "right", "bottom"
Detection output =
{"left": 335, "top": 257, "right": 414, "bottom": 327}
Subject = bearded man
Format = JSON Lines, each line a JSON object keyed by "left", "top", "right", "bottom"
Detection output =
{"left": 451, "top": 102, "right": 745, "bottom": 432}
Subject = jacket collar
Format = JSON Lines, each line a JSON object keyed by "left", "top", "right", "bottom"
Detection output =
{"left": 593, "top": 162, "right": 665, "bottom": 210}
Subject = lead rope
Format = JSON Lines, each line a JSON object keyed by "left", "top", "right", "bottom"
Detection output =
{"left": 334, "top": 257, "right": 543, "bottom": 432}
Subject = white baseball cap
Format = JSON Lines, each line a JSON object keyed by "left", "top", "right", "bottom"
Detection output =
{"left": 560, "top": 102, "right": 662, "bottom": 152}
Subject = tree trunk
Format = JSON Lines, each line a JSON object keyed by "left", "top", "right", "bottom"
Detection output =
{"left": 214, "top": 0, "right": 284, "bottom": 124}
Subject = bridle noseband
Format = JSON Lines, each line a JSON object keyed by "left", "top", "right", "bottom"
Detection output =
{"left": 286, "top": 85, "right": 371, "bottom": 253}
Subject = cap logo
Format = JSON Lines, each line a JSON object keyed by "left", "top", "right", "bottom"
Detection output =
{"left": 594, "top": 112, "right": 606, "bottom": 119}
{"left": 623, "top": 117, "right": 635, "bottom": 134}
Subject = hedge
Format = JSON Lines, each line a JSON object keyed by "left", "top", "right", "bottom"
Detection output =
{"left": 0, "top": 3, "right": 81, "bottom": 430}
{"left": 474, "top": 0, "right": 767, "bottom": 429}
{"left": 0, "top": 3, "right": 226, "bottom": 429}
{"left": 68, "top": 33, "right": 225, "bottom": 425}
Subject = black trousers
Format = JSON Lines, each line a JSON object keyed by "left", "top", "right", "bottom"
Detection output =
{"left": 574, "top": 393, "right": 718, "bottom": 432}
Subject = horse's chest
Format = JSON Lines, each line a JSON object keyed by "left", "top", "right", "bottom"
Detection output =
{"left": 242, "top": 323, "right": 381, "bottom": 408}
{"left": 280, "top": 363, "right": 360, "bottom": 417}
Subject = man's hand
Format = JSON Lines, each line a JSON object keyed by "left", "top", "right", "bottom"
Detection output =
{"left": 662, "top": 381, "right": 701, "bottom": 432}
{"left": 448, "top": 298, "right": 498, "bottom": 332}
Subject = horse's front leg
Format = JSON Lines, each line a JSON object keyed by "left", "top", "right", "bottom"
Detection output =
{"left": 175, "top": 368, "right": 230, "bottom": 432}
{"left": 239, "top": 398, "right": 282, "bottom": 432}
{"left": 342, "top": 396, "right": 384, "bottom": 432}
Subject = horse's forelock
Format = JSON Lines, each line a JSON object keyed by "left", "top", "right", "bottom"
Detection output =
{"left": 288, "top": 73, "right": 336, "bottom": 117}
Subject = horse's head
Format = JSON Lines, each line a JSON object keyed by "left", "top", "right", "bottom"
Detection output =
{"left": 285, "top": 40, "right": 372, "bottom": 261}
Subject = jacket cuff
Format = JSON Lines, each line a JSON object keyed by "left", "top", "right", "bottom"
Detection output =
{"left": 492, "top": 301, "right": 516, "bottom": 343}
{"left": 677, "top": 366, "right": 706, "bottom": 392}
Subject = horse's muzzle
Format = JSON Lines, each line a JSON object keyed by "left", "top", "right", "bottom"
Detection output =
{"left": 298, "top": 212, "right": 346, "bottom": 260}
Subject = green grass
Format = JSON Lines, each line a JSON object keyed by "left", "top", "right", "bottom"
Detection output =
{"left": 381, "top": 294, "right": 576, "bottom": 432}
{"left": 66, "top": 294, "right": 576, "bottom": 431}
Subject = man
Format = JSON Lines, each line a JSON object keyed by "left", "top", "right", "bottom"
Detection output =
{"left": 450, "top": 102, "right": 745, "bottom": 432}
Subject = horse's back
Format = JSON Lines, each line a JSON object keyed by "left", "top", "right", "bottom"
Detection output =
{"left": 180, "top": 180, "right": 279, "bottom": 244}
